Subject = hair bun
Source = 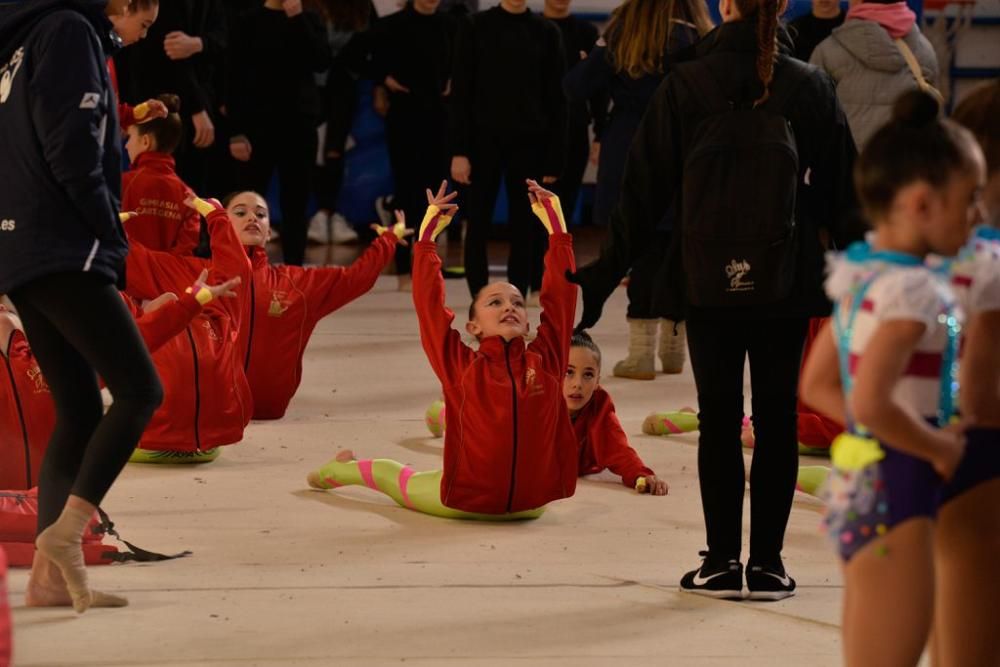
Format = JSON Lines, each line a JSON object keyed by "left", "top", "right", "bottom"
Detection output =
{"left": 892, "top": 90, "right": 940, "bottom": 129}
{"left": 156, "top": 93, "right": 181, "bottom": 114}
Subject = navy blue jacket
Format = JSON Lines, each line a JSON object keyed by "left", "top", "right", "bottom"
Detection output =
{"left": 0, "top": 0, "right": 126, "bottom": 294}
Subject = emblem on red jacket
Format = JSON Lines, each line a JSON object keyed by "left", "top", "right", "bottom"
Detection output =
{"left": 268, "top": 291, "right": 289, "bottom": 318}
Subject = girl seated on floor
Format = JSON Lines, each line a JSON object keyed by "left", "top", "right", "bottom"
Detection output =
{"left": 306, "top": 180, "right": 579, "bottom": 520}
{"left": 123, "top": 196, "right": 253, "bottom": 463}
{"left": 120, "top": 93, "right": 201, "bottom": 255}
{"left": 566, "top": 332, "right": 668, "bottom": 495}
{"left": 226, "top": 190, "right": 408, "bottom": 420}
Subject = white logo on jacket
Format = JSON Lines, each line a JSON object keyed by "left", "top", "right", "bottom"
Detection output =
{"left": 80, "top": 92, "right": 101, "bottom": 109}
{"left": 0, "top": 47, "right": 25, "bottom": 105}
{"left": 725, "top": 259, "right": 754, "bottom": 292}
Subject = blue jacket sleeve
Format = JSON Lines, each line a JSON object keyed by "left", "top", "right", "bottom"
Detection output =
{"left": 28, "top": 15, "right": 118, "bottom": 242}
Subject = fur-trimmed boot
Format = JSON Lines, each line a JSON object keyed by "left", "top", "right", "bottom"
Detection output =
{"left": 658, "top": 319, "right": 687, "bottom": 374}
{"left": 613, "top": 319, "right": 658, "bottom": 380}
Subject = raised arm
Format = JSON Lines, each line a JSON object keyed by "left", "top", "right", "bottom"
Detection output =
{"left": 305, "top": 224, "right": 402, "bottom": 318}
{"left": 412, "top": 184, "right": 473, "bottom": 387}
{"left": 526, "top": 181, "right": 577, "bottom": 372}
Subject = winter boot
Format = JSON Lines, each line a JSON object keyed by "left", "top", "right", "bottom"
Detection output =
{"left": 658, "top": 319, "right": 687, "bottom": 374}
{"left": 613, "top": 319, "right": 658, "bottom": 380}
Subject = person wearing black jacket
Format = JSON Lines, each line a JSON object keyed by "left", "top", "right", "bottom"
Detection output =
{"left": 371, "top": 0, "right": 456, "bottom": 289}
{"left": 0, "top": 0, "right": 163, "bottom": 613}
{"left": 788, "top": 0, "right": 844, "bottom": 62}
{"left": 449, "top": 0, "right": 568, "bottom": 298}
{"left": 564, "top": 0, "right": 710, "bottom": 380}
{"left": 573, "top": 0, "right": 858, "bottom": 601}
{"left": 112, "top": 0, "right": 226, "bottom": 192}
{"left": 535, "top": 0, "right": 604, "bottom": 297}
{"left": 227, "top": 0, "right": 333, "bottom": 266}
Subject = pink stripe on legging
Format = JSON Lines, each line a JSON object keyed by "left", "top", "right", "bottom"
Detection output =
{"left": 661, "top": 417, "right": 683, "bottom": 434}
{"left": 359, "top": 460, "right": 378, "bottom": 491}
{"left": 398, "top": 466, "right": 416, "bottom": 509}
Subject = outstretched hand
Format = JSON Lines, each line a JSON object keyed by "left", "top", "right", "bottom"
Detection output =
{"left": 418, "top": 180, "right": 459, "bottom": 243}
{"left": 371, "top": 210, "right": 415, "bottom": 246}
{"left": 187, "top": 268, "right": 241, "bottom": 305}
{"left": 527, "top": 179, "right": 567, "bottom": 235}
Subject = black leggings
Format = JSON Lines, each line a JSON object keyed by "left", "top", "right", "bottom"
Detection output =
{"left": 237, "top": 122, "right": 317, "bottom": 266}
{"left": 464, "top": 132, "right": 548, "bottom": 298}
{"left": 686, "top": 316, "right": 809, "bottom": 566}
{"left": 9, "top": 272, "right": 163, "bottom": 532}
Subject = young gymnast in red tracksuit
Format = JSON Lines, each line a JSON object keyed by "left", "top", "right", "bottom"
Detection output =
{"left": 123, "top": 196, "right": 253, "bottom": 462}
{"left": 121, "top": 94, "right": 201, "bottom": 254}
{"left": 307, "top": 181, "right": 579, "bottom": 519}
{"left": 1, "top": 269, "right": 240, "bottom": 485}
{"left": 566, "top": 332, "right": 668, "bottom": 495}
{"left": 225, "top": 191, "right": 407, "bottom": 420}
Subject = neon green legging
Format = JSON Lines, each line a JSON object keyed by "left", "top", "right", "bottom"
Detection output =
{"left": 310, "top": 457, "right": 545, "bottom": 521}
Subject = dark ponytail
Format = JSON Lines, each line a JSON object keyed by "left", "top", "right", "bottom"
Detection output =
{"left": 754, "top": 0, "right": 780, "bottom": 105}
{"left": 856, "top": 90, "right": 982, "bottom": 220}
{"left": 732, "top": 0, "right": 784, "bottom": 106}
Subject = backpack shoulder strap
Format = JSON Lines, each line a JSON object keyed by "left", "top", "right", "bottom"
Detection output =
{"left": 762, "top": 59, "right": 814, "bottom": 113}
{"left": 675, "top": 59, "right": 731, "bottom": 115}
{"left": 894, "top": 38, "right": 945, "bottom": 105}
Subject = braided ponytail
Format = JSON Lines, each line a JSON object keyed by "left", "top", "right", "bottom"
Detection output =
{"left": 753, "top": 0, "right": 780, "bottom": 106}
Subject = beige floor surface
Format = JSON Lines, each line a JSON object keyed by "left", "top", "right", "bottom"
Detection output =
{"left": 8, "top": 254, "right": 845, "bottom": 667}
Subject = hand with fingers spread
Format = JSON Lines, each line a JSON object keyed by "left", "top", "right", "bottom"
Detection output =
{"left": 371, "top": 210, "right": 415, "bottom": 246}
{"left": 527, "top": 179, "right": 567, "bottom": 235}
{"left": 183, "top": 195, "right": 223, "bottom": 217}
{"left": 418, "top": 180, "right": 459, "bottom": 243}
{"left": 132, "top": 99, "right": 168, "bottom": 124}
{"left": 185, "top": 268, "right": 241, "bottom": 305}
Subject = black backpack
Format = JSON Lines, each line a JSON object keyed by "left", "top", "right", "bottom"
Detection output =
{"left": 676, "top": 59, "right": 811, "bottom": 307}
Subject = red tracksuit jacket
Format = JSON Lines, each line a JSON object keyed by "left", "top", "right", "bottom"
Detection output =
{"left": 121, "top": 152, "right": 201, "bottom": 254}
{"left": 574, "top": 386, "right": 654, "bottom": 488}
{"left": 413, "top": 233, "right": 579, "bottom": 514}
{"left": 125, "top": 208, "right": 254, "bottom": 452}
{"left": 0, "top": 294, "right": 206, "bottom": 489}
{"left": 244, "top": 234, "right": 398, "bottom": 419}
{"left": 1, "top": 328, "right": 54, "bottom": 490}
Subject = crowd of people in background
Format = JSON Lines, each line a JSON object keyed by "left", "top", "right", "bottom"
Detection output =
{"left": 1, "top": 0, "right": 999, "bottom": 665}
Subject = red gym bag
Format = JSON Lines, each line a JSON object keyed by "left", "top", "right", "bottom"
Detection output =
{"left": 0, "top": 489, "right": 190, "bottom": 568}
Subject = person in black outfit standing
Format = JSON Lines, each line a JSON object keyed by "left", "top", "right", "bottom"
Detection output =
{"left": 371, "top": 0, "right": 456, "bottom": 290}
{"left": 564, "top": 0, "right": 711, "bottom": 381}
{"left": 449, "top": 0, "right": 568, "bottom": 299}
{"left": 572, "top": 0, "right": 858, "bottom": 600}
{"left": 788, "top": 0, "right": 844, "bottom": 62}
{"left": 535, "top": 0, "right": 604, "bottom": 300}
{"left": 542, "top": 0, "right": 604, "bottom": 226}
{"left": 113, "top": 0, "right": 227, "bottom": 192}
{"left": 0, "top": 0, "right": 163, "bottom": 613}
{"left": 227, "top": 0, "right": 333, "bottom": 266}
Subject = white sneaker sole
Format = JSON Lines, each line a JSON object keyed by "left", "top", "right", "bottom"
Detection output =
{"left": 678, "top": 586, "right": 744, "bottom": 600}
{"left": 746, "top": 590, "right": 795, "bottom": 601}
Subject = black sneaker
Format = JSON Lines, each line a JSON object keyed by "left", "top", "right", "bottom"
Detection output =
{"left": 679, "top": 551, "right": 744, "bottom": 600}
{"left": 746, "top": 562, "right": 796, "bottom": 601}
